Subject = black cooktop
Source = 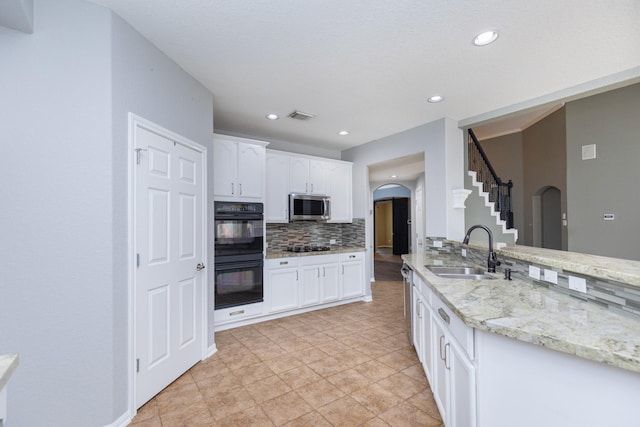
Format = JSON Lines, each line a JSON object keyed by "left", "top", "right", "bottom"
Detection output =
{"left": 286, "top": 245, "right": 332, "bottom": 253}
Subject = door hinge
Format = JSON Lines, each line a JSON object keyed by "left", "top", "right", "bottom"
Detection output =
{"left": 136, "top": 253, "right": 140, "bottom": 267}
{"left": 136, "top": 358, "right": 140, "bottom": 373}
{"left": 134, "top": 147, "right": 147, "bottom": 165}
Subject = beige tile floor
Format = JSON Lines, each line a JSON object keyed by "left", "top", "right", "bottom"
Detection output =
{"left": 130, "top": 279, "right": 442, "bottom": 426}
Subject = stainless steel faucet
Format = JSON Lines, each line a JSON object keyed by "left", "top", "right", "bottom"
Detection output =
{"left": 462, "top": 225, "right": 500, "bottom": 273}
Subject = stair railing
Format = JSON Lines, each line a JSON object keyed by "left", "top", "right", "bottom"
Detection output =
{"left": 467, "top": 129, "right": 514, "bottom": 229}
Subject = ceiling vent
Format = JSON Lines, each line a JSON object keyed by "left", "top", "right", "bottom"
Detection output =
{"left": 288, "top": 110, "right": 315, "bottom": 121}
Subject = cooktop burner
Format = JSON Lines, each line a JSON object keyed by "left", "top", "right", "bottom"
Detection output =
{"left": 286, "top": 245, "right": 332, "bottom": 253}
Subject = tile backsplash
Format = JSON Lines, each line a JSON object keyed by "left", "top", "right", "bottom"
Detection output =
{"left": 267, "top": 218, "right": 365, "bottom": 251}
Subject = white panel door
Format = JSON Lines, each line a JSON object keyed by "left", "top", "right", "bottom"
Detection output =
{"left": 135, "top": 125, "right": 204, "bottom": 408}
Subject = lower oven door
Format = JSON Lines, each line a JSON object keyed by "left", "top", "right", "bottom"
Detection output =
{"left": 214, "top": 256, "right": 264, "bottom": 310}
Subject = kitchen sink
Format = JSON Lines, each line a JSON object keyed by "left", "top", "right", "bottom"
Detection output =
{"left": 426, "top": 266, "right": 495, "bottom": 280}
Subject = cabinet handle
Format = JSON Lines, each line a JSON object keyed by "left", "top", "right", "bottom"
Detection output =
{"left": 229, "top": 309, "right": 245, "bottom": 316}
{"left": 239, "top": 183, "right": 243, "bottom": 195}
{"left": 323, "top": 267, "right": 326, "bottom": 277}
{"left": 416, "top": 299, "right": 421, "bottom": 319}
{"left": 349, "top": 255, "right": 356, "bottom": 258}
{"left": 438, "top": 308, "right": 450, "bottom": 325}
{"left": 342, "top": 265, "right": 344, "bottom": 274}
{"left": 439, "top": 335, "right": 445, "bottom": 361}
{"left": 317, "top": 268, "right": 320, "bottom": 278}
{"left": 231, "top": 182, "right": 235, "bottom": 195}
{"left": 279, "top": 261, "right": 288, "bottom": 265}
{"left": 444, "top": 342, "right": 451, "bottom": 370}
{"left": 296, "top": 271, "right": 299, "bottom": 281}
{"left": 306, "top": 183, "right": 308, "bottom": 193}
{"left": 311, "top": 183, "right": 314, "bottom": 193}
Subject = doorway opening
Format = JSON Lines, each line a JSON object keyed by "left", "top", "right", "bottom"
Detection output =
{"left": 532, "top": 186, "right": 562, "bottom": 250}
{"left": 373, "top": 184, "right": 411, "bottom": 281}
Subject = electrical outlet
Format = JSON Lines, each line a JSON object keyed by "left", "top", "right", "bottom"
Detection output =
{"left": 543, "top": 269, "right": 558, "bottom": 284}
{"left": 330, "top": 239, "right": 336, "bottom": 244}
{"left": 461, "top": 248, "right": 467, "bottom": 257}
{"left": 433, "top": 259, "right": 443, "bottom": 266}
{"left": 433, "top": 240, "right": 443, "bottom": 248}
{"left": 568, "top": 276, "right": 587, "bottom": 293}
{"left": 528, "top": 266, "right": 541, "bottom": 280}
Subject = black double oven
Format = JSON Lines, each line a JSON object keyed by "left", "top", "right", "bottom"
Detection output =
{"left": 214, "top": 201, "right": 264, "bottom": 310}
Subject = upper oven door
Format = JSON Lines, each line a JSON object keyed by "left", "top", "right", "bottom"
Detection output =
{"left": 214, "top": 215, "right": 264, "bottom": 256}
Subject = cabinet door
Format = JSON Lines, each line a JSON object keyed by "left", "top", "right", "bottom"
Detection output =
{"left": 327, "top": 162, "right": 352, "bottom": 222}
{"left": 341, "top": 260, "right": 364, "bottom": 299}
{"left": 412, "top": 288, "right": 423, "bottom": 360}
{"left": 289, "top": 156, "right": 310, "bottom": 194}
{"left": 268, "top": 268, "right": 299, "bottom": 312}
{"left": 309, "top": 160, "right": 329, "bottom": 195}
{"left": 321, "top": 263, "right": 340, "bottom": 302}
{"left": 300, "top": 265, "right": 322, "bottom": 306}
{"left": 449, "top": 338, "right": 477, "bottom": 427}
{"left": 422, "top": 306, "right": 434, "bottom": 384}
{"left": 213, "top": 139, "right": 237, "bottom": 198}
{"left": 433, "top": 317, "right": 449, "bottom": 426}
{"left": 237, "top": 142, "right": 264, "bottom": 200}
{"left": 265, "top": 152, "right": 289, "bottom": 222}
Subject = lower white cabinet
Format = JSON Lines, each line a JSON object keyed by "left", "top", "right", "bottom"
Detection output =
{"left": 300, "top": 255, "right": 339, "bottom": 306}
{"left": 340, "top": 252, "right": 365, "bottom": 299}
{"left": 267, "top": 258, "right": 299, "bottom": 312}
{"left": 266, "top": 252, "right": 364, "bottom": 315}
{"left": 418, "top": 279, "right": 476, "bottom": 427}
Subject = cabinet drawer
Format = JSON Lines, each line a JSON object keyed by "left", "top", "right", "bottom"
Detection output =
{"left": 267, "top": 257, "right": 299, "bottom": 269}
{"left": 214, "top": 302, "right": 264, "bottom": 325}
{"left": 432, "top": 293, "right": 474, "bottom": 359}
{"left": 340, "top": 252, "right": 364, "bottom": 262}
{"left": 300, "top": 254, "right": 339, "bottom": 265}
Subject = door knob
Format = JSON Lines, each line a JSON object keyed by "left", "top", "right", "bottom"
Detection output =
{"left": 196, "top": 263, "right": 205, "bottom": 271}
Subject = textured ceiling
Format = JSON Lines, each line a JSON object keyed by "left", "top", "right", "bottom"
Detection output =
{"left": 90, "top": 0, "right": 640, "bottom": 151}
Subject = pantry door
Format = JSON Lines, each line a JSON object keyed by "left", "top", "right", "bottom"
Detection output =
{"left": 133, "top": 118, "right": 206, "bottom": 408}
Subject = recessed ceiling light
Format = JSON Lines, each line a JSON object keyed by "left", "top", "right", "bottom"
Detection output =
{"left": 338, "top": 130, "right": 350, "bottom": 136}
{"left": 473, "top": 30, "right": 498, "bottom": 46}
{"left": 390, "top": 175, "right": 398, "bottom": 178}
{"left": 427, "top": 95, "right": 444, "bottom": 103}
{"left": 265, "top": 113, "right": 279, "bottom": 120}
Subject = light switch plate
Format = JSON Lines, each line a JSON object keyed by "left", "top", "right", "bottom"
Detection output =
{"left": 330, "top": 239, "right": 336, "bottom": 244}
{"left": 569, "top": 276, "right": 587, "bottom": 293}
{"left": 433, "top": 240, "right": 443, "bottom": 248}
{"left": 529, "top": 265, "right": 541, "bottom": 280}
{"left": 543, "top": 269, "right": 558, "bottom": 284}
{"left": 461, "top": 248, "right": 467, "bottom": 257}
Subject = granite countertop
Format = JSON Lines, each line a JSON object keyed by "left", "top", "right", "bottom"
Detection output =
{"left": 496, "top": 245, "right": 640, "bottom": 289}
{"left": 0, "top": 353, "right": 19, "bottom": 390}
{"left": 402, "top": 252, "right": 640, "bottom": 375}
{"left": 266, "top": 246, "right": 366, "bottom": 259}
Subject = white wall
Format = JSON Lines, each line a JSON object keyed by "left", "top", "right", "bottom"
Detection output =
{"left": 0, "top": 0, "right": 214, "bottom": 425}
{"left": 342, "top": 117, "right": 465, "bottom": 293}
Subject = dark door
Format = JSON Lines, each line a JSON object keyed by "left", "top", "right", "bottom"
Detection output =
{"left": 392, "top": 198, "right": 410, "bottom": 255}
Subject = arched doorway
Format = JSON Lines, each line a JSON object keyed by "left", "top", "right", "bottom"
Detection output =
{"left": 532, "top": 186, "right": 562, "bottom": 250}
{"left": 373, "top": 184, "right": 411, "bottom": 280}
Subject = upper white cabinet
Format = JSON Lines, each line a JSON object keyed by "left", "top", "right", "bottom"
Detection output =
{"left": 289, "top": 156, "right": 329, "bottom": 195}
{"left": 265, "top": 151, "right": 289, "bottom": 222}
{"left": 213, "top": 134, "right": 267, "bottom": 201}
{"left": 266, "top": 149, "right": 353, "bottom": 223}
{"left": 327, "top": 161, "right": 352, "bottom": 222}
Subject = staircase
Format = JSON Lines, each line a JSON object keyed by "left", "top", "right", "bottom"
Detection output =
{"left": 466, "top": 129, "right": 518, "bottom": 246}
{"left": 467, "top": 170, "right": 518, "bottom": 246}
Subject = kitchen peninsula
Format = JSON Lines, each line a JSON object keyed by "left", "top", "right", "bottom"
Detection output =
{"left": 403, "top": 242, "right": 640, "bottom": 427}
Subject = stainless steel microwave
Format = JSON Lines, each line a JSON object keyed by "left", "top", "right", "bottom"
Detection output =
{"left": 289, "top": 194, "right": 331, "bottom": 222}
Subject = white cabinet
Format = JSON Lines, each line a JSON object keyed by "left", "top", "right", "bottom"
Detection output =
{"left": 327, "top": 161, "right": 352, "bottom": 222}
{"left": 300, "top": 254, "right": 340, "bottom": 306}
{"left": 289, "top": 156, "right": 329, "bottom": 195}
{"left": 267, "top": 258, "right": 299, "bottom": 313}
{"left": 265, "top": 151, "right": 289, "bottom": 222}
{"left": 213, "top": 134, "right": 266, "bottom": 201}
{"left": 431, "top": 293, "right": 476, "bottom": 427}
{"left": 340, "top": 252, "right": 365, "bottom": 299}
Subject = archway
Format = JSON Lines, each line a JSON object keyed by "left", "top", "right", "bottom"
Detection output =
{"left": 373, "top": 184, "right": 411, "bottom": 281}
{"left": 532, "top": 186, "right": 562, "bottom": 250}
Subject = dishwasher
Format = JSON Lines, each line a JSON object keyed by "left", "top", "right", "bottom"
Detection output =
{"left": 400, "top": 263, "right": 413, "bottom": 339}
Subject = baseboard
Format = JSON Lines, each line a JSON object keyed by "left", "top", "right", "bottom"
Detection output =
{"left": 105, "top": 410, "right": 131, "bottom": 427}
{"left": 206, "top": 344, "right": 218, "bottom": 358}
